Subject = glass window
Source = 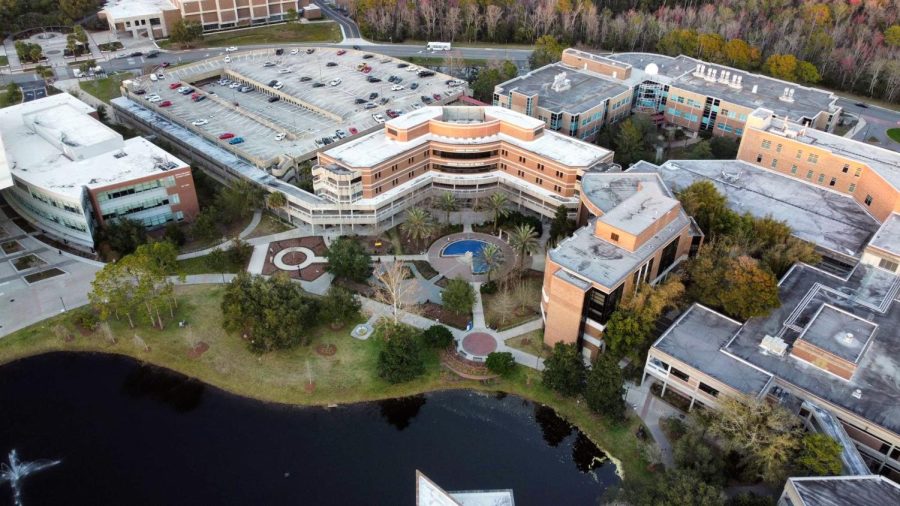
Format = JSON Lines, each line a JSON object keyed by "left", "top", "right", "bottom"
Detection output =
{"left": 878, "top": 258, "right": 899, "bottom": 272}
{"left": 865, "top": 194, "right": 873, "bottom": 206}
{"left": 849, "top": 183, "right": 856, "bottom": 193}
{"left": 790, "top": 164, "right": 798, "bottom": 175}
{"left": 670, "top": 368, "right": 689, "bottom": 382}
{"left": 817, "top": 174, "right": 825, "bottom": 183}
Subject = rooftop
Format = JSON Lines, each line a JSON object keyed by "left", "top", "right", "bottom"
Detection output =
{"left": 786, "top": 475, "right": 900, "bottom": 506}
{"left": 653, "top": 304, "right": 773, "bottom": 395}
{"left": 868, "top": 213, "right": 900, "bottom": 256}
{"left": 1, "top": 94, "right": 187, "bottom": 198}
{"left": 416, "top": 471, "right": 514, "bottom": 506}
{"left": 630, "top": 159, "right": 879, "bottom": 258}
{"left": 495, "top": 62, "right": 630, "bottom": 114}
{"left": 101, "top": 0, "right": 176, "bottom": 18}
{"left": 598, "top": 183, "right": 680, "bottom": 236}
{"left": 580, "top": 172, "right": 671, "bottom": 213}
{"left": 797, "top": 304, "right": 877, "bottom": 364}
{"left": 607, "top": 53, "right": 838, "bottom": 121}
{"left": 763, "top": 117, "right": 900, "bottom": 191}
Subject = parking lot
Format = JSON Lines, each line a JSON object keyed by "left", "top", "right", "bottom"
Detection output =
{"left": 125, "top": 47, "right": 466, "bottom": 166}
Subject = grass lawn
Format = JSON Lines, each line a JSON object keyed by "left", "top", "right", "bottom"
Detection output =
{"left": 244, "top": 212, "right": 293, "bottom": 240}
{"left": 482, "top": 276, "right": 542, "bottom": 331}
{"left": 0, "top": 284, "right": 654, "bottom": 483}
{"left": 405, "top": 56, "right": 488, "bottom": 67}
{"left": 159, "top": 22, "right": 341, "bottom": 49}
{"left": 0, "top": 55, "right": 8, "bottom": 66}
{"left": 78, "top": 72, "right": 134, "bottom": 103}
{"left": 888, "top": 128, "right": 900, "bottom": 143}
{"left": 175, "top": 253, "right": 249, "bottom": 275}
{"left": 505, "top": 329, "right": 551, "bottom": 359}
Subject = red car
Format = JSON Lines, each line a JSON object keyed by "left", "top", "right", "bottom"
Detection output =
{"left": 362, "top": 66, "right": 372, "bottom": 74}
{"left": 385, "top": 110, "right": 399, "bottom": 119}
{"left": 159, "top": 101, "right": 172, "bottom": 107}
{"left": 159, "top": 62, "right": 171, "bottom": 68}
{"left": 218, "top": 132, "right": 235, "bottom": 140}
{"left": 168, "top": 82, "right": 181, "bottom": 89}
{"left": 432, "top": 94, "right": 442, "bottom": 101}
{"left": 348, "top": 127, "right": 358, "bottom": 135}
{"left": 336, "top": 49, "right": 346, "bottom": 55}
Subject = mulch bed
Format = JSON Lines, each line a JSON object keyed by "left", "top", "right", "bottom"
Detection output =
{"left": 187, "top": 342, "right": 210, "bottom": 359}
{"left": 315, "top": 343, "right": 337, "bottom": 356}
{"left": 299, "top": 263, "right": 327, "bottom": 281}
{"left": 281, "top": 250, "right": 307, "bottom": 266}
{"left": 297, "top": 236, "right": 327, "bottom": 256}
{"left": 334, "top": 278, "right": 375, "bottom": 297}
{"left": 356, "top": 235, "right": 396, "bottom": 255}
{"left": 418, "top": 302, "right": 470, "bottom": 330}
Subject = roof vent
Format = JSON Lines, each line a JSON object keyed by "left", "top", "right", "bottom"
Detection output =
{"left": 751, "top": 84, "right": 758, "bottom": 94}
{"left": 760, "top": 335, "right": 788, "bottom": 356}
{"left": 852, "top": 389, "right": 862, "bottom": 399}
{"left": 837, "top": 331, "right": 857, "bottom": 347}
{"left": 780, "top": 88, "right": 796, "bottom": 103}
{"left": 113, "top": 151, "right": 128, "bottom": 159}
{"left": 550, "top": 72, "right": 571, "bottom": 92}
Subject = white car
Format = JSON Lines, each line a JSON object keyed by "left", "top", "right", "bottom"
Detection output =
{"left": 224, "top": 56, "right": 231, "bottom": 63}
{"left": 329, "top": 78, "right": 342, "bottom": 86}
{"left": 278, "top": 68, "right": 292, "bottom": 74}
{"left": 229, "top": 82, "right": 241, "bottom": 89}
{"left": 145, "top": 93, "right": 160, "bottom": 101}
{"left": 225, "top": 46, "right": 238, "bottom": 52}
{"left": 148, "top": 95, "right": 163, "bottom": 103}
{"left": 290, "top": 48, "right": 299, "bottom": 55}
{"left": 192, "top": 119, "right": 209, "bottom": 126}
{"left": 273, "top": 82, "right": 284, "bottom": 90}
{"left": 406, "top": 66, "right": 419, "bottom": 72}
{"left": 275, "top": 132, "right": 286, "bottom": 141}
{"left": 176, "top": 87, "right": 188, "bottom": 93}
{"left": 391, "top": 84, "right": 404, "bottom": 91}
{"left": 372, "top": 113, "right": 385, "bottom": 123}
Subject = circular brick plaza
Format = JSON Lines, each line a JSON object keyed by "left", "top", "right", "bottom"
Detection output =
{"left": 461, "top": 332, "right": 498, "bottom": 357}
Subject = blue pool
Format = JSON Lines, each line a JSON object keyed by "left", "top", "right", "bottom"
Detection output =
{"left": 442, "top": 240, "right": 490, "bottom": 274}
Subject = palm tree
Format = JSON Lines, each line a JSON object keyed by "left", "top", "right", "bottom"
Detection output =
{"left": 266, "top": 191, "right": 289, "bottom": 221}
{"left": 478, "top": 242, "right": 504, "bottom": 283}
{"left": 508, "top": 223, "right": 540, "bottom": 270}
{"left": 485, "top": 193, "right": 510, "bottom": 233}
{"left": 401, "top": 207, "right": 434, "bottom": 245}
{"left": 436, "top": 192, "right": 458, "bottom": 225}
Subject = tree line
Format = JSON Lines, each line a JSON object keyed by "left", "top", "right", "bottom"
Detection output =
{"left": 348, "top": 0, "right": 900, "bottom": 103}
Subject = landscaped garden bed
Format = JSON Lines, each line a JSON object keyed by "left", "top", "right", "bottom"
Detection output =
{"left": 98, "top": 41, "right": 124, "bottom": 52}
{"left": 1, "top": 240, "right": 24, "bottom": 255}
{"left": 24, "top": 267, "right": 65, "bottom": 284}
{"left": 504, "top": 330, "right": 551, "bottom": 359}
{"left": 411, "top": 260, "right": 439, "bottom": 280}
{"left": 482, "top": 273, "right": 542, "bottom": 330}
{"left": 417, "top": 301, "right": 470, "bottom": 330}
{"left": 12, "top": 254, "right": 46, "bottom": 272}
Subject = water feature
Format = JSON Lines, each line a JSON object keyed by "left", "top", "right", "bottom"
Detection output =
{"left": 442, "top": 239, "right": 490, "bottom": 274}
{"left": 0, "top": 354, "right": 619, "bottom": 505}
{"left": 0, "top": 450, "right": 61, "bottom": 506}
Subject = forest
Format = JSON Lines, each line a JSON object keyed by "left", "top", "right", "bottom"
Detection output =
{"left": 348, "top": 0, "right": 900, "bottom": 103}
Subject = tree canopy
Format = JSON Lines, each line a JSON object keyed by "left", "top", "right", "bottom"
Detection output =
{"left": 376, "top": 323, "right": 426, "bottom": 383}
{"left": 319, "top": 285, "right": 361, "bottom": 328}
{"left": 442, "top": 278, "right": 475, "bottom": 316}
{"left": 542, "top": 342, "right": 586, "bottom": 397}
{"left": 324, "top": 237, "right": 372, "bottom": 283}
{"left": 584, "top": 353, "right": 627, "bottom": 421}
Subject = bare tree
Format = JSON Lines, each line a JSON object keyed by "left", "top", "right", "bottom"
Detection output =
{"left": 373, "top": 261, "right": 421, "bottom": 324}
{"left": 446, "top": 6, "right": 462, "bottom": 42}
{"left": 485, "top": 5, "right": 503, "bottom": 42}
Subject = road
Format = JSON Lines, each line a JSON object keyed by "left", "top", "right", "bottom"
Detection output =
{"left": 314, "top": 0, "right": 361, "bottom": 39}
{"left": 837, "top": 97, "right": 900, "bottom": 149}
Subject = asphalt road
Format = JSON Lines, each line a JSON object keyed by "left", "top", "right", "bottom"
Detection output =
{"left": 314, "top": 0, "right": 361, "bottom": 39}
{"left": 838, "top": 97, "right": 900, "bottom": 150}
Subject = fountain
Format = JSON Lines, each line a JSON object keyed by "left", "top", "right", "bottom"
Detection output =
{"left": 0, "top": 449, "right": 61, "bottom": 506}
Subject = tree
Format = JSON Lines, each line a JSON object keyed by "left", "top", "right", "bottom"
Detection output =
{"left": 435, "top": 192, "right": 458, "bottom": 224}
{"left": 319, "top": 286, "right": 361, "bottom": 328}
{"left": 60, "top": 0, "right": 96, "bottom": 21}
{"left": 422, "top": 324, "right": 454, "bottom": 349}
{"left": 584, "top": 353, "right": 627, "bottom": 421}
{"left": 163, "top": 222, "right": 185, "bottom": 246}
{"left": 484, "top": 192, "right": 509, "bottom": 233}
{"left": 676, "top": 181, "right": 734, "bottom": 237}
{"left": 401, "top": 207, "right": 434, "bottom": 244}
{"left": 762, "top": 54, "right": 798, "bottom": 81}
{"left": 374, "top": 261, "right": 419, "bottom": 323}
{"left": 528, "top": 35, "right": 564, "bottom": 68}
{"left": 486, "top": 352, "right": 516, "bottom": 376}
{"left": 190, "top": 208, "right": 219, "bottom": 242}
{"left": 442, "top": 277, "right": 475, "bottom": 316}
{"left": 266, "top": 191, "right": 287, "bottom": 214}
{"left": 508, "top": 223, "right": 540, "bottom": 270}
{"left": 221, "top": 272, "right": 319, "bottom": 353}
{"left": 709, "top": 137, "right": 739, "bottom": 158}
{"left": 285, "top": 8, "right": 298, "bottom": 23}
{"left": 673, "top": 430, "right": 725, "bottom": 486}
{"left": 548, "top": 205, "right": 574, "bottom": 247}
{"left": 686, "top": 140, "right": 714, "bottom": 160}
{"left": 717, "top": 255, "right": 780, "bottom": 320}
{"left": 886, "top": 25, "right": 900, "bottom": 47}
{"left": 723, "top": 39, "right": 760, "bottom": 70}
{"left": 708, "top": 396, "right": 802, "bottom": 484}
{"left": 478, "top": 242, "right": 504, "bottom": 283}
{"left": 4, "top": 82, "right": 22, "bottom": 106}
{"left": 324, "top": 236, "right": 372, "bottom": 282}
{"left": 617, "top": 470, "right": 725, "bottom": 506}
{"left": 603, "top": 277, "right": 684, "bottom": 361}
{"left": 657, "top": 28, "right": 699, "bottom": 57}
{"left": 216, "top": 180, "right": 264, "bottom": 222}
{"left": 169, "top": 19, "right": 203, "bottom": 48}
{"left": 796, "top": 61, "right": 821, "bottom": 84}
{"left": 613, "top": 118, "right": 648, "bottom": 167}
{"left": 541, "top": 342, "right": 585, "bottom": 397}
{"left": 796, "top": 433, "right": 843, "bottom": 477}
{"left": 103, "top": 218, "right": 148, "bottom": 256}
{"left": 377, "top": 325, "right": 425, "bottom": 383}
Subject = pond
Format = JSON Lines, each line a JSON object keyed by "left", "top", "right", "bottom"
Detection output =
{"left": 442, "top": 239, "right": 490, "bottom": 274}
{"left": 0, "top": 353, "right": 619, "bottom": 505}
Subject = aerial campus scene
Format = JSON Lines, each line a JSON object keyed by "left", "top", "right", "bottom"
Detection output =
{"left": 2, "top": 1, "right": 900, "bottom": 505}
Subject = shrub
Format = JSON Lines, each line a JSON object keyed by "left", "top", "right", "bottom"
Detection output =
{"left": 480, "top": 280, "right": 498, "bottom": 294}
{"left": 442, "top": 277, "right": 476, "bottom": 315}
{"left": 422, "top": 325, "right": 454, "bottom": 349}
{"left": 163, "top": 222, "right": 186, "bottom": 246}
{"left": 377, "top": 326, "right": 426, "bottom": 383}
{"left": 74, "top": 308, "right": 99, "bottom": 331}
{"left": 541, "top": 342, "right": 586, "bottom": 397}
{"left": 485, "top": 352, "right": 516, "bottom": 376}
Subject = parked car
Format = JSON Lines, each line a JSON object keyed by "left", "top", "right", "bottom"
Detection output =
{"left": 146, "top": 50, "right": 159, "bottom": 58}
{"left": 191, "top": 94, "right": 206, "bottom": 102}
{"left": 273, "top": 82, "right": 284, "bottom": 90}
{"left": 418, "top": 70, "right": 435, "bottom": 77}
{"left": 290, "top": 48, "right": 299, "bottom": 55}
{"left": 175, "top": 87, "right": 188, "bottom": 93}
{"left": 300, "top": 76, "right": 312, "bottom": 82}
{"left": 337, "top": 49, "right": 347, "bottom": 55}
{"left": 268, "top": 79, "right": 278, "bottom": 87}
{"left": 362, "top": 66, "right": 372, "bottom": 74}
{"left": 353, "top": 45, "right": 361, "bottom": 50}
{"left": 406, "top": 66, "right": 419, "bottom": 73}
{"left": 169, "top": 82, "right": 182, "bottom": 89}
{"left": 268, "top": 96, "right": 280, "bottom": 103}
{"left": 306, "top": 48, "right": 315, "bottom": 54}
{"left": 275, "top": 48, "right": 284, "bottom": 55}
{"left": 335, "top": 129, "right": 347, "bottom": 139}
{"left": 223, "top": 56, "right": 231, "bottom": 63}
{"left": 391, "top": 84, "right": 404, "bottom": 91}
{"left": 192, "top": 119, "right": 209, "bottom": 126}
{"left": 432, "top": 94, "right": 442, "bottom": 101}
{"left": 180, "top": 87, "right": 194, "bottom": 94}
{"left": 326, "top": 62, "right": 337, "bottom": 67}
{"left": 855, "top": 102, "right": 869, "bottom": 108}
{"left": 378, "top": 97, "right": 389, "bottom": 105}
{"left": 372, "top": 113, "right": 385, "bottom": 123}
{"left": 362, "top": 54, "right": 374, "bottom": 59}
{"left": 369, "top": 92, "right": 379, "bottom": 100}
{"left": 364, "top": 103, "right": 377, "bottom": 109}
{"left": 225, "top": 46, "right": 238, "bottom": 52}
{"left": 385, "top": 109, "right": 399, "bottom": 119}
{"left": 278, "top": 68, "right": 292, "bottom": 74}
{"left": 159, "top": 101, "right": 172, "bottom": 107}
{"left": 349, "top": 127, "right": 358, "bottom": 135}
{"left": 159, "top": 62, "right": 170, "bottom": 68}
{"left": 275, "top": 132, "right": 286, "bottom": 141}
{"left": 388, "top": 75, "right": 397, "bottom": 83}
{"left": 229, "top": 137, "right": 245, "bottom": 145}
{"left": 229, "top": 82, "right": 241, "bottom": 89}
{"left": 219, "top": 133, "right": 235, "bottom": 140}
{"left": 133, "top": 89, "right": 146, "bottom": 95}
{"left": 264, "top": 61, "right": 276, "bottom": 67}
{"left": 312, "top": 82, "right": 325, "bottom": 88}
{"left": 130, "top": 51, "right": 143, "bottom": 57}
{"left": 239, "top": 86, "right": 252, "bottom": 92}
{"left": 321, "top": 137, "right": 333, "bottom": 145}
{"left": 394, "top": 77, "right": 403, "bottom": 84}
{"left": 354, "top": 98, "right": 367, "bottom": 104}
{"left": 147, "top": 95, "right": 162, "bottom": 102}
{"left": 397, "top": 63, "right": 409, "bottom": 68}
{"left": 410, "top": 82, "right": 419, "bottom": 90}
{"left": 421, "top": 96, "right": 432, "bottom": 104}
{"left": 315, "top": 138, "right": 324, "bottom": 148}
{"left": 366, "top": 76, "right": 381, "bottom": 83}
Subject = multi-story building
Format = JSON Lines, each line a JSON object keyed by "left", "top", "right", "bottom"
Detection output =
{"left": 737, "top": 108, "right": 900, "bottom": 222}
{"left": 101, "top": 0, "right": 307, "bottom": 38}
{"left": 778, "top": 475, "right": 900, "bottom": 505}
{"left": 493, "top": 49, "right": 633, "bottom": 142}
{"left": 0, "top": 94, "right": 198, "bottom": 249}
{"left": 540, "top": 171, "right": 702, "bottom": 359}
{"left": 496, "top": 48, "right": 842, "bottom": 143}
{"left": 312, "top": 106, "right": 614, "bottom": 228}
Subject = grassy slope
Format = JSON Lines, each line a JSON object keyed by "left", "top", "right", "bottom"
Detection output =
{"left": 159, "top": 23, "right": 341, "bottom": 49}
{"left": 888, "top": 128, "right": 900, "bottom": 143}
{"left": 0, "top": 285, "right": 652, "bottom": 482}
{"left": 78, "top": 72, "right": 134, "bottom": 103}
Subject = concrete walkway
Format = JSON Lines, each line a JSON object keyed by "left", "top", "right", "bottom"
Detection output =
{"left": 177, "top": 210, "right": 262, "bottom": 260}
{"left": 626, "top": 380, "right": 681, "bottom": 469}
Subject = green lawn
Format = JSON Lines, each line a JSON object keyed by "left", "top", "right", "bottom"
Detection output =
{"left": 505, "top": 329, "right": 551, "bottom": 359}
{"left": 244, "top": 212, "right": 293, "bottom": 240}
{"left": 159, "top": 22, "right": 341, "bottom": 49}
{"left": 0, "top": 284, "right": 654, "bottom": 483}
{"left": 175, "top": 253, "right": 248, "bottom": 275}
{"left": 0, "top": 55, "right": 9, "bottom": 66}
{"left": 78, "top": 72, "right": 134, "bottom": 103}
{"left": 405, "top": 55, "right": 488, "bottom": 67}
{"left": 888, "top": 128, "right": 900, "bottom": 143}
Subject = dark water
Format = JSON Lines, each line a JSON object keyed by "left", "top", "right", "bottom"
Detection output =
{"left": 0, "top": 353, "right": 618, "bottom": 505}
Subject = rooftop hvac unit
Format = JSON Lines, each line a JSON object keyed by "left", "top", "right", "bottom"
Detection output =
{"left": 851, "top": 389, "right": 862, "bottom": 399}
{"left": 760, "top": 335, "right": 788, "bottom": 356}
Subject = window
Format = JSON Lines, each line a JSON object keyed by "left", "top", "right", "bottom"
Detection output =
{"left": 553, "top": 184, "right": 562, "bottom": 192}
{"left": 790, "top": 164, "right": 798, "bottom": 175}
{"left": 698, "top": 382, "right": 719, "bottom": 398}
{"left": 808, "top": 153, "right": 819, "bottom": 164}
{"left": 761, "top": 140, "right": 771, "bottom": 149}
{"left": 518, "top": 156, "right": 526, "bottom": 163}
{"left": 670, "top": 368, "right": 690, "bottom": 382}
{"left": 610, "top": 233, "right": 619, "bottom": 242}
{"left": 584, "top": 285, "right": 623, "bottom": 324}
{"left": 387, "top": 128, "right": 397, "bottom": 136}
{"left": 537, "top": 163, "right": 545, "bottom": 171}
{"left": 817, "top": 174, "right": 825, "bottom": 183}
{"left": 517, "top": 170, "right": 525, "bottom": 177}
{"left": 855, "top": 168, "right": 862, "bottom": 177}
{"left": 776, "top": 143, "right": 783, "bottom": 153}
{"left": 865, "top": 194, "right": 873, "bottom": 206}
{"left": 806, "top": 170, "right": 814, "bottom": 179}
{"left": 849, "top": 183, "right": 857, "bottom": 193}
{"left": 555, "top": 170, "right": 564, "bottom": 178}
{"left": 756, "top": 154, "right": 763, "bottom": 163}
{"left": 771, "top": 159, "right": 778, "bottom": 169}
{"left": 796, "top": 150, "right": 803, "bottom": 159}
{"left": 878, "top": 258, "right": 899, "bottom": 273}
{"left": 829, "top": 177, "right": 837, "bottom": 187}
{"left": 535, "top": 177, "right": 543, "bottom": 185}
{"left": 657, "top": 237, "right": 680, "bottom": 274}
{"left": 842, "top": 164, "right": 849, "bottom": 173}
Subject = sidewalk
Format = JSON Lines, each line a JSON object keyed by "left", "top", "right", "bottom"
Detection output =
{"left": 177, "top": 210, "right": 262, "bottom": 260}
{"left": 626, "top": 380, "right": 681, "bottom": 469}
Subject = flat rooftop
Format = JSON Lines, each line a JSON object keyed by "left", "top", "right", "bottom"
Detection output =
{"left": 797, "top": 304, "right": 877, "bottom": 364}
{"left": 787, "top": 475, "right": 900, "bottom": 506}
{"left": 1, "top": 94, "right": 187, "bottom": 198}
{"left": 630, "top": 159, "right": 879, "bottom": 258}
{"left": 495, "top": 62, "right": 630, "bottom": 114}
{"left": 653, "top": 304, "right": 773, "bottom": 395}
{"left": 726, "top": 263, "right": 900, "bottom": 436}
{"left": 764, "top": 117, "right": 900, "bottom": 191}
{"left": 598, "top": 184, "right": 679, "bottom": 236}
{"left": 324, "top": 107, "right": 612, "bottom": 168}
{"left": 127, "top": 48, "right": 465, "bottom": 166}
{"left": 607, "top": 52, "right": 838, "bottom": 121}
{"left": 868, "top": 213, "right": 900, "bottom": 256}
{"left": 102, "top": 0, "right": 175, "bottom": 18}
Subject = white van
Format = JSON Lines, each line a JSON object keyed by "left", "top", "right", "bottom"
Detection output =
{"left": 426, "top": 42, "right": 451, "bottom": 51}
{"left": 150, "top": 74, "right": 158, "bottom": 82}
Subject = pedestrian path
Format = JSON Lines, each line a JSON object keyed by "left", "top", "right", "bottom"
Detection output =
{"left": 177, "top": 210, "right": 262, "bottom": 260}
